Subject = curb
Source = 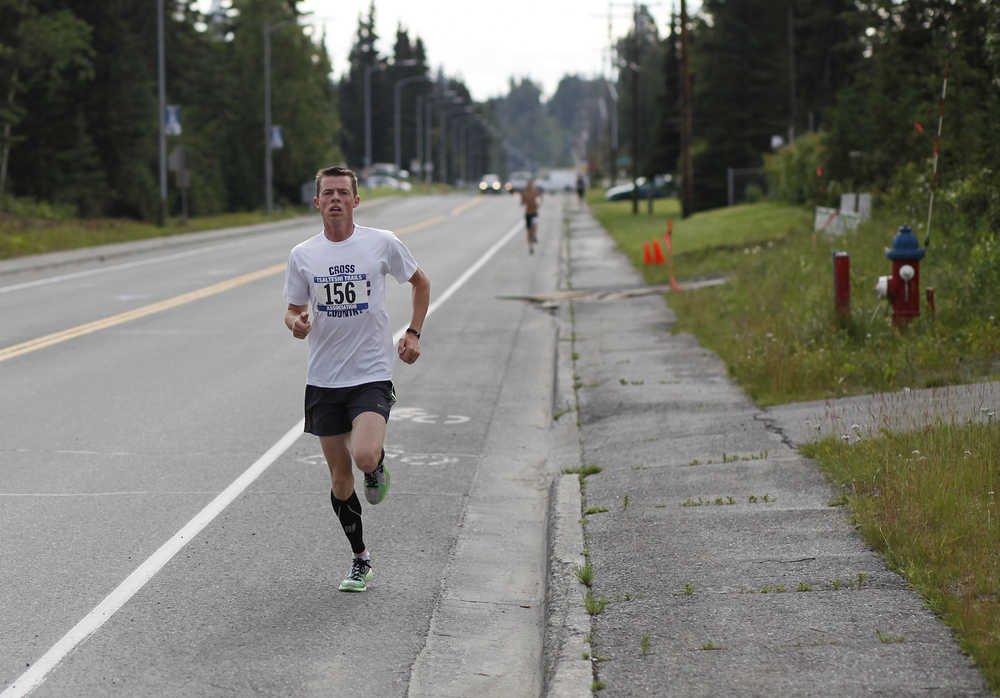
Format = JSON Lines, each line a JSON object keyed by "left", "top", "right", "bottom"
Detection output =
{"left": 0, "top": 196, "right": 405, "bottom": 277}
{"left": 545, "top": 474, "right": 592, "bottom": 697}
{"left": 0, "top": 214, "right": 312, "bottom": 277}
{"left": 543, "top": 209, "right": 592, "bottom": 697}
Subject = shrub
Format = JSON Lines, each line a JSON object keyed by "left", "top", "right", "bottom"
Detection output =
{"left": 0, "top": 194, "right": 77, "bottom": 220}
{"left": 763, "top": 132, "right": 830, "bottom": 207}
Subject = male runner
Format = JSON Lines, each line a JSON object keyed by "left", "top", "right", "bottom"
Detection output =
{"left": 284, "top": 165, "right": 430, "bottom": 592}
{"left": 519, "top": 178, "right": 542, "bottom": 254}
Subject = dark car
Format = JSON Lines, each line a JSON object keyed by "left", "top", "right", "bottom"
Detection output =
{"left": 604, "top": 174, "right": 674, "bottom": 201}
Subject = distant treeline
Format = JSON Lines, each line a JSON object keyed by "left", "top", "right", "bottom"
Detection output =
{"left": 594, "top": 0, "right": 999, "bottom": 214}
{"left": 1, "top": 1, "right": 998, "bottom": 222}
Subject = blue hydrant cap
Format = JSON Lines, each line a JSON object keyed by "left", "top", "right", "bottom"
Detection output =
{"left": 886, "top": 224, "right": 925, "bottom": 260}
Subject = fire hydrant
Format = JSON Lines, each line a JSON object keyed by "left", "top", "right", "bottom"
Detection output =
{"left": 877, "top": 224, "right": 925, "bottom": 327}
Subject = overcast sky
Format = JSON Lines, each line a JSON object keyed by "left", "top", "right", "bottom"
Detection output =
{"left": 292, "top": 0, "right": 703, "bottom": 101}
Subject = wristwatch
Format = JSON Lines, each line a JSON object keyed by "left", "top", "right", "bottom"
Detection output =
{"left": 406, "top": 327, "right": 421, "bottom": 339}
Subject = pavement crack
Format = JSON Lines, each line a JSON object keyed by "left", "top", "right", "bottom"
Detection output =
{"left": 754, "top": 411, "right": 798, "bottom": 450}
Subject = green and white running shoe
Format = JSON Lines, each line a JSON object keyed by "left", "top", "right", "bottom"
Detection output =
{"left": 338, "top": 557, "right": 373, "bottom": 592}
{"left": 364, "top": 449, "right": 390, "bottom": 505}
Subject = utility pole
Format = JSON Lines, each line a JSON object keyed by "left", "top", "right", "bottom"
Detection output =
{"left": 606, "top": 82, "right": 618, "bottom": 185}
{"left": 787, "top": 2, "right": 796, "bottom": 144}
{"left": 679, "top": 0, "right": 694, "bottom": 218}
{"left": 157, "top": 0, "right": 167, "bottom": 225}
{"left": 631, "top": 1, "right": 640, "bottom": 215}
{"left": 264, "top": 24, "right": 274, "bottom": 214}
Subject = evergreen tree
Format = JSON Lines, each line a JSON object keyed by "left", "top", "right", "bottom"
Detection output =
{"left": 614, "top": 4, "right": 666, "bottom": 198}
{"left": 656, "top": 12, "right": 681, "bottom": 177}
{"left": 0, "top": 1, "right": 96, "bottom": 207}
{"left": 691, "top": 0, "right": 787, "bottom": 210}
{"left": 339, "top": 1, "right": 378, "bottom": 169}
{"left": 826, "top": 0, "right": 999, "bottom": 195}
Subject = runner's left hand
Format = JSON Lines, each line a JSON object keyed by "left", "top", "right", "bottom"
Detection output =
{"left": 398, "top": 334, "right": 420, "bottom": 364}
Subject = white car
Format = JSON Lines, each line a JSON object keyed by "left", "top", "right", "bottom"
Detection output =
{"left": 478, "top": 174, "right": 503, "bottom": 194}
{"left": 506, "top": 171, "right": 532, "bottom": 193}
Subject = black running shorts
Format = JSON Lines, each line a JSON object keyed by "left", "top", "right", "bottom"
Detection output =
{"left": 525, "top": 212, "right": 538, "bottom": 229}
{"left": 303, "top": 381, "right": 395, "bottom": 436}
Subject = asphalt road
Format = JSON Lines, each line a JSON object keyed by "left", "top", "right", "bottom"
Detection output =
{"left": 0, "top": 192, "right": 564, "bottom": 697}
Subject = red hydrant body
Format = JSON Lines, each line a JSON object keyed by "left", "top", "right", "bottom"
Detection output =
{"left": 885, "top": 224, "right": 925, "bottom": 327}
{"left": 833, "top": 251, "right": 850, "bottom": 317}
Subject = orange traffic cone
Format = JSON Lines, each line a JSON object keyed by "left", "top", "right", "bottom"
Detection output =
{"left": 652, "top": 239, "right": 666, "bottom": 264}
{"left": 643, "top": 241, "right": 652, "bottom": 264}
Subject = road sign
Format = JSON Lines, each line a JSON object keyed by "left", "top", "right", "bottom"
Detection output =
{"left": 165, "top": 105, "right": 182, "bottom": 136}
{"left": 167, "top": 145, "right": 185, "bottom": 172}
{"left": 269, "top": 125, "right": 283, "bottom": 149}
{"left": 301, "top": 182, "right": 315, "bottom": 205}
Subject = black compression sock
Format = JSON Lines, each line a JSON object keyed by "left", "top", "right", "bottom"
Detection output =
{"left": 330, "top": 490, "right": 366, "bottom": 555}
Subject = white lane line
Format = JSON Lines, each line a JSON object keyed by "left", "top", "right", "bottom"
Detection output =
{"left": 0, "top": 491, "right": 220, "bottom": 497}
{"left": 0, "top": 420, "right": 303, "bottom": 698}
{"left": 0, "top": 241, "right": 244, "bottom": 295}
{"left": 1, "top": 217, "right": 522, "bottom": 698}
{"left": 427, "top": 220, "right": 521, "bottom": 315}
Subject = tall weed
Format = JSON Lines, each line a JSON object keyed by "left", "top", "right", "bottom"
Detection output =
{"left": 803, "top": 421, "right": 1000, "bottom": 691}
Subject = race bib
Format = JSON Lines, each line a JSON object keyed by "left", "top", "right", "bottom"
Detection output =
{"left": 313, "top": 273, "right": 371, "bottom": 317}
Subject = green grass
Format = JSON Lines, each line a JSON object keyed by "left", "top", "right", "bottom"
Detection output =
{"left": 0, "top": 186, "right": 415, "bottom": 260}
{"left": 590, "top": 192, "right": 1000, "bottom": 691}
{"left": 802, "top": 421, "right": 999, "bottom": 690}
{"left": 0, "top": 208, "right": 307, "bottom": 259}
{"left": 588, "top": 192, "right": 1000, "bottom": 406}
{"left": 590, "top": 194, "right": 810, "bottom": 279}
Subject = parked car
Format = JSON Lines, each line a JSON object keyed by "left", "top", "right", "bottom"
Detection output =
{"left": 604, "top": 174, "right": 675, "bottom": 201}
{"left": 538, "top": 169, "right": 579, "bottom": 192}
{"left": 505, "top": 170, "right": 532, "bottom": 193}
{"left": 364, "top": 175, "right": 400, "bottom": 190}
{"left": 478, "top": 173, "right": 504, "bottom": 194}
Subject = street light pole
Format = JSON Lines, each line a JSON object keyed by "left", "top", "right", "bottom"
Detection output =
{"left": 157, "top": 0, "right": 166, "bottom": 224}
{"left": 394, "top": 75, "right": 430, "bottom": 173}
{"left": 363, "top": 63, "right": 379, "bottom": 171}
{"left": 438, "top": 98, "right": 465, "bottom": 185}
{"left": 605, "top": 81, "right": 618, "bottom": 185}
{"left": 264, "top": 17, "right": 300, "bottom": 215}
{"left": 424, "top": 97, "right": 434, "bottom": 184}
{"left": 415, "top": 94, "right": 423, "bottom": 174}
{"left": 264, "top": 25, "right": 273, "bottom": 214}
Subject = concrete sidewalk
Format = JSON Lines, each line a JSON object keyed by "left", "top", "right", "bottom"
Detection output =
{"left": 544, "top": 202, "right": 994, "bottom": 696}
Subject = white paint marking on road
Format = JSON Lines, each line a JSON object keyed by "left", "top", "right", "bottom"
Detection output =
{"left": 0, "top": 241, "right": 242, "bottom": 295}
{"left": 1, "top": 217, "right": 522, "bottom": 698}
{"left": 426, "top": 219, "right": 522, "bottom": 316}
{"left": 0, "top": 421, "right": 303, "bottom": 698}
{"left": 0, "top": 491, "right": 223, "bottom": 498}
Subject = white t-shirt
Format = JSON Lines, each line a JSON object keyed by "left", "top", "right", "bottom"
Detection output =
{"left": 284, "top": 224, "right": 418, "bottom": 388}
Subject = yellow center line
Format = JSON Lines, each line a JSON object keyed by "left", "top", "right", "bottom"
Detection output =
{"left": 397, "top": 216, "right": 447, "bottom": 235}
{"left": 4, "top": 197, "right": 492, "bottom": 363}
{"left": 395, "top": 197, "right": 484, "bottom": 236}
{"left": 0, "top": 263, "right": 285, "bottom": 363}
{"left": 450, "top": 198, "right": 484, "bottom": 217}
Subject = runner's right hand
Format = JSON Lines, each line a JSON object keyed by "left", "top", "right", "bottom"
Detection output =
{"left": 291, "top": 311, "right": 311, "bottom": 339}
